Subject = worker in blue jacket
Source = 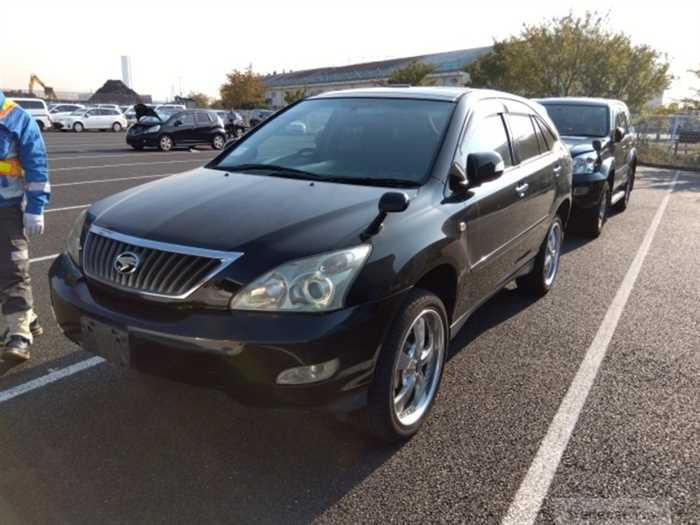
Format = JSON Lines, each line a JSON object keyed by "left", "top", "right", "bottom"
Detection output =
{"left": 0, "top": 90, "right": 50, "bottom": 362}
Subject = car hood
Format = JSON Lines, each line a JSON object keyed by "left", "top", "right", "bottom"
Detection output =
{"left": 561, "top": 136, "right": 609, "bottom": 157}
{"left": 89, "top": 167, "right": 416, "bottom": 267}
{"left": 134, "top": 104, "right": 161, "bottom": 122}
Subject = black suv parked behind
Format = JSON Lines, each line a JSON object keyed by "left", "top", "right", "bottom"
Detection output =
{"left": 536, "top": 98, "right": 637, "bottom": 237}
{"left": 51, "top": 88, "right": 572, "bottom": 442}
{"left": 127, "top": 104, "right": 227, "bottom": 151}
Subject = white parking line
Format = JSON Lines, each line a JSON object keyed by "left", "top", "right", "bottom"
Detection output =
{"left": 50, "top": 151, "right": 209, "bottom": 161}
{"left": 0, "top": 357, "right": 105, "bottom": 404}
{"left": 501, "top": 171, "right": 680, "bottom": 525}
{"left": 53, "top": 174, "right": 165, "bottom": 187}
{"left": 52, "top": 159, "right": 204, "bottom": 172}
{"left": 45, "top": 204, "right": 91, "bottom": 213}
{"left": 30, "top": 254, "right": 59, "bottom": 263}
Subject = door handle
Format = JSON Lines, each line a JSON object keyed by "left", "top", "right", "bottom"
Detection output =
{"left": 515, "top": 182, "right": 529, "bottom": 196}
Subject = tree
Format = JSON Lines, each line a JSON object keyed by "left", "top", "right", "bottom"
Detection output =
{"left": 681, "top": 67, "right": 700, "bottom": 110}
{"left": 219, "top": 67, "right": 267, "bottom": 109}
{"left": 284, "top": 88, "right": 307, "bottom": 105}
{"left": 187, "top": 91, "right": 211, "bottom": 108}
{"left": 466, "top": 12, "right": 672, "bottom": 111}
{"left": 388, "top": 60, "right": 435, "bottom": 86}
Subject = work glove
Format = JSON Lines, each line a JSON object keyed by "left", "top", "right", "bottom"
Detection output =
{"left": 23, "top": 213, "right": 45, "bottom": 237}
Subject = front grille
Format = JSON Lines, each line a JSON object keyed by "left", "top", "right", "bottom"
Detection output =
{"left": 82, "top": 227, "right": 242, "bottom": 299}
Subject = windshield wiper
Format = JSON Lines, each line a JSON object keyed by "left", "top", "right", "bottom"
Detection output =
{"left": 321, "top": 177, "right": 420, "bottom": 188}
{"left": 219, "top": 163, "right": 324, "bottom": 180}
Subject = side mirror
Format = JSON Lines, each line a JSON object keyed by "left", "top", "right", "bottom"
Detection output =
{"left": 592, "top": 139, "right": 602, "bottom": 153}
{"left": 448, "top": 162, "right": 469, "bottom": 193}
{"left": 174, "top": 120, "right": 182, "bottom": 127}
{"left": 378, "top": 191, "right": 410, "bottom": 213}
{"left": 613, "top": 127, "right": 625, "bottom": 143}
{"left": 362, "top": 192, "right": 410, "bottom": 239}
{"left": 466, "top": 151, "right": 505, "bottom": 185}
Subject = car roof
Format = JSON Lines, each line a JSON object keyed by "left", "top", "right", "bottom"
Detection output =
{"left": 535, "top": 97, "right": 627, "bottom": 109}
{"left": 311, "top": 86, "right": 472, "bottom": 102}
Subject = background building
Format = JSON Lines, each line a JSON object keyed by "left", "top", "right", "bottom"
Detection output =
{"left": 263, "top": 47, "right": 492, "bottom": 109}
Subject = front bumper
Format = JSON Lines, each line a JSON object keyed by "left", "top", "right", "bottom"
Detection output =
{"left": 126, "top": 132, "right": 159, "bottom": 148}
{"left": 571, "top": 171, "right": 608, "bottom": 210}
{"left": 49, "top": 254, "right": 405, "bottom": 411}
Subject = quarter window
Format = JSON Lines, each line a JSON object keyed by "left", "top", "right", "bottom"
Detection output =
{"left": 461, "top": 114, "right": 513, "bottom": 167}
{"left": 509, "top": 114, "right": 540, "bottom": 162}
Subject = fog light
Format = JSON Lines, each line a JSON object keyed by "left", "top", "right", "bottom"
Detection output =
{"left": 276, "top": 358, "right": 339, "bottom": 385}
{"left": 573, "top": 186, "right": 590, "bottom": 196}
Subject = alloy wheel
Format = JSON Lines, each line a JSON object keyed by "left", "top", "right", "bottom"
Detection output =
{"left": 392, "top": 308, "right": 445, "bottom": 427}
{"left": 160, "top": 136, "right": 173, "bottom": 151}
{"left": 598, "top": 192, "right": 608, "bottom": 231}
{"left": 543, "top": 221, "right": 562, "bottom": 287}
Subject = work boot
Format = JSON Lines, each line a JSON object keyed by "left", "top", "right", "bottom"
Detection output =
{"left": 1, "top": 318, "right": 42, "bottom": 345}
{"left": 2, "top": 336, "right": 31, "bottom": 363}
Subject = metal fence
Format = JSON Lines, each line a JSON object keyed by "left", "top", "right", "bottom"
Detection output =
{"left": 633, "top": 114, "right": 700, "bottom": 170}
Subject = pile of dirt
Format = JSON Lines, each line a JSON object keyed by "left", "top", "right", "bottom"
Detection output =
{"left": 89, "top": 80, "right": 143, "bottom": 105}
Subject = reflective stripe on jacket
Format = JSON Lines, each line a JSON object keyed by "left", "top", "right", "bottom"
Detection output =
{"left": 0, "top": 92, "right": 50, "bottom": 214}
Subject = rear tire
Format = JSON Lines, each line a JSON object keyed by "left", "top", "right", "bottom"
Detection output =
{"left": 212, "top": 133, "right": 226, "bottom": 150}
{"left": 73, "top": 122, "right": 84, "bottom": 133}
{"left": 112, "top": 122, "right": 123, "bottom": 132}
{"left": 517, "top": 215, "right": 564, "bottom": 297}
{"left": 582, "top": 182, "right": 609, "bottom": 238}
{"left": 37, "top": 120, "right": 45, "bottom": 132}
{"left": 367, "top": 289, "right": 448, "bottom": 443}
{"left": 158, "top": 134, "right": 174, "bottom": 152}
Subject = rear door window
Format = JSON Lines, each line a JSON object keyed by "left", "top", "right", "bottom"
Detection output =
{"left": 195, "top": 112, "right": 212, "bottom": 125}
{"left": 509, "top": 114, "right": 541, "bottom": 162}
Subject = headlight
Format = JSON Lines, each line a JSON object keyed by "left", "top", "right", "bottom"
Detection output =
{"left": 66, "top": 209, "right": 88, "bottom": 267}
{"left": 145, "top": 125, "right": 161, "bottom": 133}
{"left": 572, "top": 154, "right": 598, "bottom": 174}
{"left": 230, "top": 245, "right": 371, "bottom": 312}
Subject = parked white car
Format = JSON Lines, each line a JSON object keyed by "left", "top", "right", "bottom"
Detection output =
{"left": 50, "top": 103, "right": 87, "bottom": 121}
{"left": 9, "top": 98, "right": 52, "bottom": 131}
{"left": 95, "top": 104, "right": 123, "bottom": 112}
{"left": 53, "top": 108, "right": 128, "bottom": 132}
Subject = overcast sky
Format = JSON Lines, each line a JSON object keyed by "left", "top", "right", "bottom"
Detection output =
{"left": 2, "top": 0, "right": 698, "bottom": 103}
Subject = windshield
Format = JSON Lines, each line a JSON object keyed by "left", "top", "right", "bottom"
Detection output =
{"left": 541, "top": 103, "right": 610, "bottom": 137}
{"left": 212, "top": 98, "right": 455, "bottom": 186}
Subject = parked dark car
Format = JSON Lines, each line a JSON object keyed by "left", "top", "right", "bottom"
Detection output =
{"left": 248, "top": 109, "right": 274, "bottom": 127}
{"left": 50, "top": 87, "right": 571, "bottom": 442}
{"left": 536, "top": 98, "right": 637, "bottom": 237}
{"left": 126, "top": 105, "right": 227, "bottom": 151}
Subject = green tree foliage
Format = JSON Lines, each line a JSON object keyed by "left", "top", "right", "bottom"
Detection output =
{"left": 681, "top": 67, "right": 700, "bottom": 110}
{"left": 284, "top": 88, "right": 307, "bottom": 105}
{"left": 187, "top": 91, "right": 211, "bottom": 108}
{"left": 466, "top": 12, "right": 672, "bottom": 111}
{"left": 220, "top": 67, "right": 267, "bottom": 109}
{"left": 388, "top": 60, "right": 435, "bottom": 86}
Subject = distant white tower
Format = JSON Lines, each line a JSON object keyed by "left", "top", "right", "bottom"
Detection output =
{"left": 121, "top": 56, "right": 133, "bottom": 88}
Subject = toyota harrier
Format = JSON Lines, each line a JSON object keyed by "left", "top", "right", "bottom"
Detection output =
{"left": 50, "top": 87, "right": 572, "bottom": 442}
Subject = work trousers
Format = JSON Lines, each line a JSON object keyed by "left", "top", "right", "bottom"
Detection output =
{"left": 0, "top": 207, "right": 35, "bottom": 342}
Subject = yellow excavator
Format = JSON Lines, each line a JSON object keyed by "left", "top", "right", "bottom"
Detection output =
{"left": 28, "top": 74, "right": 57, "bottom": 100}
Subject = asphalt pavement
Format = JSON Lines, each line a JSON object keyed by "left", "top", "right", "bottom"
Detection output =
{"left": 0, "top": 131, "right": 697, "bottom": 524}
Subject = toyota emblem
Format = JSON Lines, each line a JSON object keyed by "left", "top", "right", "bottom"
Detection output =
{"left": 114, "top": 252, "right": 140, "bottom": 275}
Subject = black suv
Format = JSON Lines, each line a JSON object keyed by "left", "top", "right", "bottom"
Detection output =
{"left": 127, "top": 105, "right": 227, "bottom": 151}
{"left": 536, "top": 98, "right": 637, "bottom": 237}
{"left": 51, "top": 88, "right": 572, "bottom": 442}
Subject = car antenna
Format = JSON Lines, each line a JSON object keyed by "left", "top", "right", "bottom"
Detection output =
{"left": 361, "top": 192, "right": 410, "bottom": 240}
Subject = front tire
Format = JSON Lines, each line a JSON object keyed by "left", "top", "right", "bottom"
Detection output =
{"left": 367, "top": 289, "right": 448, "bottom": 443}
{"left": 517, "top": 215, "right": 564, "bottom": 297}
{"left": 581, "top": 182, "right": 609, "bottom": 238}
{"left": 73, "top": 122, "right": 84, "bottom": 133}
{"left": 158, "top": 134, "right": 174, "bottom": 152}
{"left": 112, "top": 122, "right": 123, "bottom": 132}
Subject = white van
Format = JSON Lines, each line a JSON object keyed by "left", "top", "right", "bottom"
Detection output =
{"left": 9, "top": 98, "right": 52, "bottom": 131}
